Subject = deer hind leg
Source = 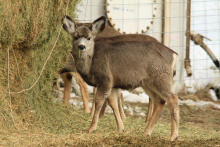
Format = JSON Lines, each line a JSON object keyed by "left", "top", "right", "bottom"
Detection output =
{"left": 117, "top": 89, "right": 126, "bottom": 121}
{"left": 108, "top": 89, "right": 124, "bottom": 132}
{"left": 72, "top": 72, "right": 90, "bottom": 113}
{"left": 153, "top": 87, "right": 179, "bottom": 141}
{"left": 144, "top": 82, "right": 179, "bottom": 141}
{"left": 145, "top": 98, "right": 154, "bottom": 124}
{"left": 143, "top": 89, "right": 165, "bottom": 136}
{"left": 167, "top": 94, "right": 179, "bottom": 141}
{"left": 60, "top": 72, "right": 72, "bottom": 105}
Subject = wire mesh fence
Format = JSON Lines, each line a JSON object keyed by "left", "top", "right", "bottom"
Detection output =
{"left": 73, "top": 0, "right": 220, "bottom": 92}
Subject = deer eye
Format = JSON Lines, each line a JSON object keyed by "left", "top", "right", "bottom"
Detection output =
{"left": 87, "top": 38, "right": 91, "bottom": 40}
{"left": 74, "top": 36, "right": 78, "bottom": 40}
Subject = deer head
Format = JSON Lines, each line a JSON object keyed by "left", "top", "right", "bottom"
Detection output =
{"left": 62, "top": 16, "right": 106, "bottom": 57}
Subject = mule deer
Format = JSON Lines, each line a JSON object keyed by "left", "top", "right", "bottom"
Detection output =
{"left": 59, "top": 22, "right": 126, "bottom": 120}
{"left": 62, "top": 16, "right": 179, "bottom": 141}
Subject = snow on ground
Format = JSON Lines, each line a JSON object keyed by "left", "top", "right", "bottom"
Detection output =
{"left": 55, "top": 87, "right": 220, "bottom": 117}
{"left": 209, "top": 89, "right": 219, "bottom": 101}
{"left": 179, "top": 99, "right": 220, "bottom": 109}
{"left": 121, "top": 90, "right": 149, "bottom": 103}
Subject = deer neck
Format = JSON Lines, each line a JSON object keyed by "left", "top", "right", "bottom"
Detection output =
{"left": 73, "top": 49, "right": 93, "bottom": 77}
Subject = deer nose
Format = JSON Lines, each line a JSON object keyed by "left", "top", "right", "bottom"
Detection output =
{"left": 78, "top": 45, "right": 85, "bottom": 50}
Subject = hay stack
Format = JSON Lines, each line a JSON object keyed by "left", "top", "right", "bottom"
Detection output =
{"left": 0, "top": 0, "right": 82, "bottom": 131}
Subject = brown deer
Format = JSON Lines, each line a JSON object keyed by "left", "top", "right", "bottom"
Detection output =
{"left": 59, "top": 22, "right": 126, "bottom": 120}
{"left": 62, "top": 16, "right": 179, "bottom": 141}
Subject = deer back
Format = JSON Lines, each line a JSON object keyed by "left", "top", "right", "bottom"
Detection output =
{"left": 90, "top": 34, "right": 177, "bottom": 89}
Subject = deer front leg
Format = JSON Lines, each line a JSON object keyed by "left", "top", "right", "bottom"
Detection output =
{"left": 92, "top": 88, "right": 108, "bottom": 119}
{"left": 87, "top": 87, "right": 111, "bottom": 133}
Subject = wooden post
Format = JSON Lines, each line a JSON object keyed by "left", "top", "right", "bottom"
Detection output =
{"left": 185, "top": 0, "right": 192, "bottom": 77}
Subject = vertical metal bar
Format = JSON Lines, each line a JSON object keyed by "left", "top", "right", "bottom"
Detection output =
{"left": 162, "top": 0, "right": 171, "bottom": 47}
{"left": 185, "top": 0, "right": 192, "bottom": 77}
{"left": 162, "top": 0, "right": 165, "bottom": 44}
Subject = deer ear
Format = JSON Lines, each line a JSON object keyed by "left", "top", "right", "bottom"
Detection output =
{"left": 90, "top": 16, "right": 106, "bottom": 37}
{"left": 62, "top": 16, "right": 76, "bottom": 34}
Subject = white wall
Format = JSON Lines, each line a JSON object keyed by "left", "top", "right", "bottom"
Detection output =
{"left": 74, "top": 0, "right": 186, "bottom": 93}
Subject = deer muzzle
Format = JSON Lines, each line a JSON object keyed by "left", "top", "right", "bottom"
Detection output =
{"left": 78, "top": 45, "right": 86, "bottom": 51}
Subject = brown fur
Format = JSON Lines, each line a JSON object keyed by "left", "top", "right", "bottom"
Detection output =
{"left": 62, "top": 16, "right": 179, "bottom": 141}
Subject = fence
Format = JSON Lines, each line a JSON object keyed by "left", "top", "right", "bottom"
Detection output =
{"left": 74, "top": 0, "right": 220, "bottom": 93}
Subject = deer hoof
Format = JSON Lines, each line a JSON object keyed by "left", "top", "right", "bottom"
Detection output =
{"left": 87, "top": 128, "right": 96, "bottom": 133}
{"left": 170, "top": 136, "right": 178, "bottom": 141}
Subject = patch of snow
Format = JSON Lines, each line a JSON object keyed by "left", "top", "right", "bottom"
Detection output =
{"left": 179, "top": 99, "right": 220, "bottom": 109}
{"left": 70, "top": 93, "right": 76, "bottom": 98}
{"left": 87, "top": 85, "right": 94, "bottom": 94}
{"left": 123, "top": 105, "right": 128, "bottom": 110}
{"left": 139, "top": 112, "right": 146, "bottom": 116}
{"left": 122, "top": 91, "right": 149, "bottom": 103}
{"left": 126, "top": 106, "right": 134, "bottom": 115}
{"left": 88, "top": 102, "right": 93, "bottom": 108}
{"left": 209, "top": 89, "right": 218, "bottom": 101}
{"left": 69, "top": 99, "right": 77, "bottom": 106}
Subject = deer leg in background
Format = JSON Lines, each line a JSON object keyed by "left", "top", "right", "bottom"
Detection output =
{"left": 143, "top": 97, "right": 165, "bottom": 136}
{"left": 108, "top": 89, "right": 124, "bottom": 132}
{"left": 143, "top": 89, "right": 165, "bottom": 136}
{"left": 145, "top": 98, "right": 154, "bottom": 123}
{"left": 117, "top": 89, "right": 126, "bottom": 121}
{"left": 71, "top": 72, "right": 90, "bottom": 113}
{"left": 99, "top": 99, "right": 108, "bottom": 119}
{"left": 91, "top": 87, "right": 97, "bottom": 117}
{"left": 60, "top": 72, "right": 72, "bottom": 105}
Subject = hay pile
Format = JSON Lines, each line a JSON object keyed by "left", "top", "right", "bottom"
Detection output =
{"left": 0, "top": 0, "right": 83, "bottom": 132}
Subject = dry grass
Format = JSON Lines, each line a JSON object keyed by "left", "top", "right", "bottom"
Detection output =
{"left": 0, "top": 109, "right": 220, "bottom": 146}
{"left": 0, "top": 0, "right": 81, "bottom": 136}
